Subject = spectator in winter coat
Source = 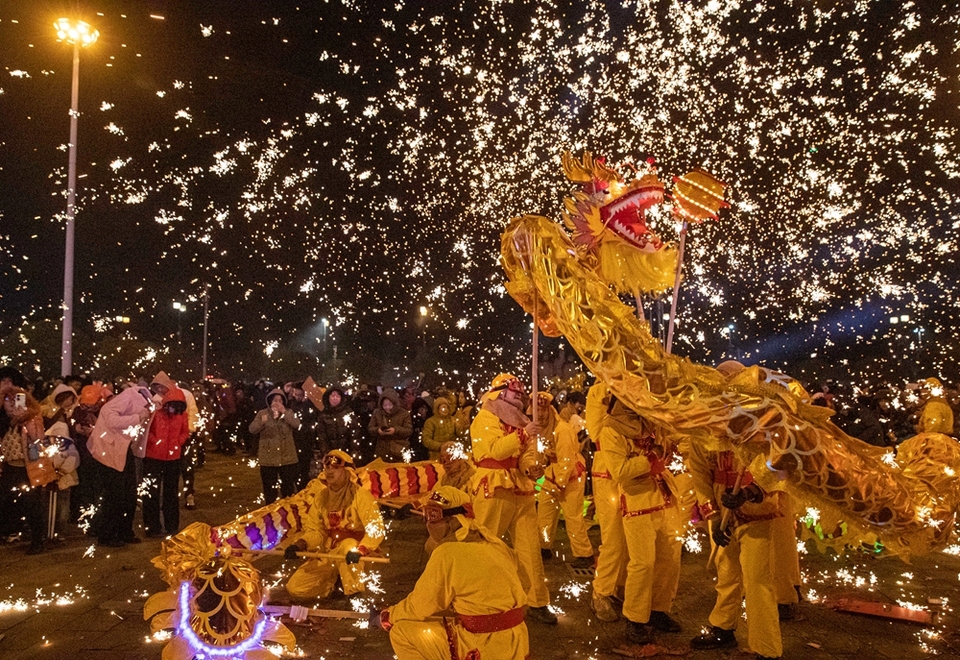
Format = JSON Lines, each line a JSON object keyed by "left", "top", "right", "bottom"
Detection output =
{"left": 42, "top": 384, "right": 78, "bottom": 430}
{"left": 44, "top": 386, "right": 81, "bottom": 540}
{"left": 319, "top": 386, "right": 354, "bottom": 455}
{"left": 409, "top": 397, "right": 432, "bottom": 461}
{"left": 286, "top": 382, "right": 320, "bottom": 490}
{"left": 353, "top": 388, "right": 379, "bottom": 464}
{"left": 142, "top": 388, "right": 190, "bottom": 537}
{"left": 421, "top": 397, "right": 457, "bottom": 461}
{"left": 249, "top": 388, "right": 301, "bottom": 503}
{"left": 87, "top": 386, "right": 152, "bottom": 547}
{"left": 0, "top": 386, "right": 47, "bottom": 554}
{"left": 70, "top": 385, "right": 105, "bottom": 525}
{"left": 0, "top": 366, "right": 30, "bottom": 439}
{"left": 369, "top": 389, "right": 413, "bottom": 462}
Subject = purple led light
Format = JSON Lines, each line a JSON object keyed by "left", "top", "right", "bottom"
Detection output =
{"left": 176, "top": 581, "right": 268, "bottom": 658}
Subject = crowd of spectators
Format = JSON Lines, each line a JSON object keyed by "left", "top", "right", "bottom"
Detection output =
{"left": 0, "top": 361, "right": 955, "bottom": 558}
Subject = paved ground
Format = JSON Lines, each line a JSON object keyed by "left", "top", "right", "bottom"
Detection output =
{"left": 1, "top": 448, "right": 958, "bottom": 659}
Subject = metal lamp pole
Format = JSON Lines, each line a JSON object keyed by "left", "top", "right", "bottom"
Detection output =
{"left": 55, "top": 18, "right": 98, "bottom": 377}
{"left": 202, "top": 285, "right": 210, "bottom": 379}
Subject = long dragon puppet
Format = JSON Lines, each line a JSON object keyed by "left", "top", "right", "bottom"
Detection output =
{"left": 503, "top": 151, "right": 960, "bottom": 562}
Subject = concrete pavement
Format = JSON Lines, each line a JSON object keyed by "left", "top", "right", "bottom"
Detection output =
{"left": 1, "top": 447, "right": 958, "bottom": 659}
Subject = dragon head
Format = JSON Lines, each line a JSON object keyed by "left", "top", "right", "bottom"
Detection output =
{"left": 561, "top": 151, "right": 676, "bottom": 295}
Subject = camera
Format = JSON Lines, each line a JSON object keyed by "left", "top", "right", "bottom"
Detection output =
{"left": 15, "top": 393, "right": 26, "bottom": 410}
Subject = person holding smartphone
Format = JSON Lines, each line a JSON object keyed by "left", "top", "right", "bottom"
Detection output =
{"left": 0, "top": 386, "right": 47, "bottom": 554}
{"left": 249, "top": 388, "right": 301, "bottom": 503}
{"left": 369, "top": 389, "right": 412, "bottom": 462}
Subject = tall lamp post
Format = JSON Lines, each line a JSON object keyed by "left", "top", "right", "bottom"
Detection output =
{"left": 55, "top": 18, "right": 98, "bottom": 377}
{"left": 202, "top": 285, "right": 210, "bottom": 379}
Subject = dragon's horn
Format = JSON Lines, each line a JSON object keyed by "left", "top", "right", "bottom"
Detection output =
{"left": 562, "top": 151, "right": 593, "bottom": 183}
{"left": 562, "top": 151, "right": 620, "bottom": 184}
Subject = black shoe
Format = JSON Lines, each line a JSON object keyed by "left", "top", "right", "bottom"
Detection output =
{"left": 570, "top": 555, "right": 594, "bottom": 569}
{"left": 526, "top": 605, "right": 558, "bottom": 625}
{"left": 691, "top": 626, "right": 737, "bottom": 650}
{"left": 625, "top": 620, "right": 655, "bottom": 645}
{"left": 26, "top": 541, "right": 44, "bottom": 555}
{"left": 145, "top": 530, "right": 166, "bottom": 539}
{"left": 778, "top": 603, "right": 796, "bottom": 621}
{"left": 649, "top": 610, "right": 682, "bottom": 633}
{"left": 540, "top": 548, "right": 553, "bottom": 561}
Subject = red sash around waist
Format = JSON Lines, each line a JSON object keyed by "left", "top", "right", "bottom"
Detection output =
{"left": 476, "top": 456, "right": 519, "bottom": 470}
{"left": 457, "top": 606, "right": 526, "bottom": 634}
{"left": 329, "top": 527, "right": 364, "bottom": 545}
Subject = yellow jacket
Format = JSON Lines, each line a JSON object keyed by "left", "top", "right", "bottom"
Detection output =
{"left": 684, "top": 440, "right": 784, "bottom": 525}
{"left": 389, "top": 539, "right": 530, "bottom": 659}
{"left": 299, "top": 482, "right": 386, "bottom": 552}
{"left": 542, "top": 417, "right": 585, "bottom": 494}
{"left": 600, "top": 421, "right": 675, "bottom": 514}
{"left": 469, "top": 407, "right": 538, "bottom": 497}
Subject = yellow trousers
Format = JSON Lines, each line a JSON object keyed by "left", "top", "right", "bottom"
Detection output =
{"left": 390, "top": 619, "right": 529, "bottom": 660}
{"left": 710, "top": 519, "right": 782, "bottom": 658}
{"left": 771, "top": 500, "right": 801, "bottom": 604}
{"left": 537, "top": 477, "right": 594, "bottom": 558}
{"left": 472, "top": 489, "right": 550, "bottom": 607}
{"left": 591, "top": 477, "right": 627, "bottom": 598}
{"left": 621, "top": 505, "right": 682, "bottom": 624}
{"left": 286, "top": 538, "right": 366, "bottom": 599}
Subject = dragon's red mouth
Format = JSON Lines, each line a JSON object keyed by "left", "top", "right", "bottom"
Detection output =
{"left": 600, "top": 185, "right": 664, "bottom": 249}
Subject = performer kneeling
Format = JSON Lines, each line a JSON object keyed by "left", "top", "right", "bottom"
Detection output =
{"left": 285, "top": 450, "right": 385, "bottom": 598}
{"left": 380, "top": 486, "right": 530, "bottom": 660}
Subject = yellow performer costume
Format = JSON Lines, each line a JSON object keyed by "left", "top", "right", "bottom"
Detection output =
{"left": 468, "top": 374, "right": 554, "bottom": 622}
{"left": 536, "top": 393, "right": 594, "bottom": 563}
{"left": 601, "top": 397, "right": 684, "bottom": 642}
{"left": 383, "top": 486, "right": 530, "bottom": 660}
{"left": 771, "top": 491, "right": 801, "bottom": 614}
{"left": 586, "top": 383, "right": 628, "bottom": 621}
{"left": 686, "top": 441, "right": 784, "bottom": 659}
{"left": 286, "top": 450, "right": 386, "bottom": 599}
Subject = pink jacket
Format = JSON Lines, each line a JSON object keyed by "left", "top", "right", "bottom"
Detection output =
{"left": 88, "top": 387, "right": 151, "bottom": 472}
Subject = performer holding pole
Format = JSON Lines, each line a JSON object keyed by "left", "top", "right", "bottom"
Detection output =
{"left": 284, "top": 450, "right": 387, "bottom": 599}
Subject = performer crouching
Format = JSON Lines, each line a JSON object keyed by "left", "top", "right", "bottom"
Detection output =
{"left": 380, "top": 486, "right": 530, "bottom": 660}
{"left": 285, "top": 450, "right": 386, "bottom": 598}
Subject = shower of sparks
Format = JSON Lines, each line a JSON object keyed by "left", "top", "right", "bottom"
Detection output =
{"left": 0, "top": 586, "right": 88, "bottom": 613}
{"left": 0, "top": 2, "right": 956, "bottom": 386}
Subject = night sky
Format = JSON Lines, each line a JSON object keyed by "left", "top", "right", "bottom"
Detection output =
{"left": 0, "top": 0, "right": 957, "bottom": 390}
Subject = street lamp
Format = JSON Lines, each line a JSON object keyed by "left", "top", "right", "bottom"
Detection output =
{"left": 419, "top": 306, "right": 429, "bottom": 347}
{"left": 55, "top": 18, "right": 99, "bottom": 377}
{"left": 173, "top": 301, "right": 186, "bottom": 346}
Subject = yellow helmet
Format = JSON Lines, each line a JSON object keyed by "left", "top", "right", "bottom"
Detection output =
{"left": 482, "top": 373, "right": 525, "bottom": 402}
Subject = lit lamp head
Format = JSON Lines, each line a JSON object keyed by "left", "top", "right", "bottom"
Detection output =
{"left": 55, "top": 18, "right": 99, "bottom": 47}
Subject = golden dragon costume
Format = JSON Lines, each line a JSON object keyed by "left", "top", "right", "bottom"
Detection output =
{"left": 503, "top": 152, "right": 960, "bottom": 562}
